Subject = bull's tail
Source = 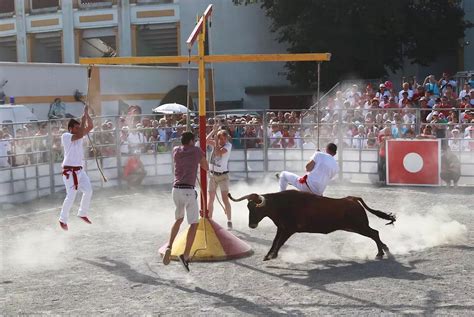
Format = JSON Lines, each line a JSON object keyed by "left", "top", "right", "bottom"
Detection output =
{"left": 348, "top": 196, "right": 396, "bottom": 225}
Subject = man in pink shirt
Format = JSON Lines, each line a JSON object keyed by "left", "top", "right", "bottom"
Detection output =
{"left": 163, "top": 132, "right": 208, "bottom": 272}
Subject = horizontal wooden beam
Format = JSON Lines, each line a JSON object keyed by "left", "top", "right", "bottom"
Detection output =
{"left": 80, "top": 56, "right": 199, "bottom": 64}
{"left": 80, "top": 53, "right": 331, "bottom": 65}
{"left": 203, "top": 53, "right": 331, "bottom": 63}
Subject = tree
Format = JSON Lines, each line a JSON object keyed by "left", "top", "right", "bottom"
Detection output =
{"left": 234, "top": 0, "right": 472, "bottom": 89}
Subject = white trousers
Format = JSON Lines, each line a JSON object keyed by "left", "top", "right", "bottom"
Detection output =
{"left": 279, "top": 171, "right": 322, "bottom": 195}
{"left": 59, "top": 169, "right": 93, "bottom": 224}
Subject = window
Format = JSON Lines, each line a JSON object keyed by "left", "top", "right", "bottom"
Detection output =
{"left": 0, "top": 0, "right": 15, "bottom": 18}
{"left": 78, "top": 0, "right": 114, "bottom": 9}
{"left": 30, "top": 0, "right": 59, "bottom": 14}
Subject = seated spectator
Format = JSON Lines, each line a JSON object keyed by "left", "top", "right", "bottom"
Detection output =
{"left": 96, "top": 122, "right": 115, "bottom": 157}
{"left": 391, "top": 114, "right": 407, "bottom": 138}
{"left": 460, "top": 96, "right": 471, "bottom": 109}
{"left": 123, "top": 155, "right": 147, "bottom": 187}
{"left": 0, "top": 130, "right": 11, "bottom": 168}
{"left": 444, "top": 84, "right": 458, "bottom": 103}
{"left": 377, "top": 128, "right": 392, "bottom": 183}
{"left": 127, "top": 123, "right": 146, "bottom": 154}
{"left": 13, "top": 129, "right": 30, "bottom": 166}
{"left": 449, "top": 127, "right": 463, "bottom": 151}
{"left": 438, "top": 96, "right": 453, "bottom": 117}
{"left": 438, "top": 72, "right": 457, "bottom": 95}
{"left": 440, "top": 145, "right": 461, "bottom": 187}
{"left": 34, "top": 124, "right": 49, "bottom": 163}
{"left": 404, "top": 129, "right": 416, "bottom": 139}
{"left": 424, "top": 74, "right": 440, "bottom": 97}
{"left": 375, "top": 84, "right": 390, "bottom": 101}
{"left": 403, "top": 109, "right": 416, "bottom": 125}
{"left": 426, "top": 109, "right": 440, "bottom": 123}
{"left": 52, "top": 127, "right": 64, "bottom": 163}
{"left": 367, "top": 130, "right": 377, "bottom": 148}
{"left": 269, "top": 123, "right": 282, "bottom": 148}
{"left": 459, "top": 82, "right": 471, "bottom": 100}
{"left": 469, "top": 89, "right": 474, "bottom": 106}
{"left": 398, "top": 82, "right": 414, "bottom": 101}
{"left": 461, "top": 109, "right": 473, "bottom": 124}
{"left": 48, "top": 98, "right": 66, "bottom": 119}
{"left": 243, "top": 124, "right": 258, "bottom": 148}
{"left": 399, "top": 91, "right": 411, "bottom": 108}
{"left": 412, "top": 85, "right": 425, "bottom": 104}
{"left": 464, "top": 125, "right": 474, "bottom": 151}
{"left": 418, "top": 125, "right": 436, "bottom": 139}
{"left": 384, "top": 97, "right": 398, "bottom": 110}
{"left": 120, "top": 126, "right": 129, "bottom": 154}
{"left": 352, "top": 125, "right": 367, "bottom": 149}
{"left": 302, "top": 135, "right": 316, "bottom": 149}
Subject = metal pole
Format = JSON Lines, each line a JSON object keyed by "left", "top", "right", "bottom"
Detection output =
{"left": 317, "top": 62, "right": 321, "bottom": 150}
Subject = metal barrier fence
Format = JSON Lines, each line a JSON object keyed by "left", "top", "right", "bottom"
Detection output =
{"left": 0, "top": 108, "right": 473, "bottom": 204}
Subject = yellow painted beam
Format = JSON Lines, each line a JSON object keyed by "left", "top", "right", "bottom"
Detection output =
{"left": 79, "top": 56, "right": 199, "bottom": 65}
{"left": 80, "top": 53, "right": 331, "bottom": 66}
{"left": 204, "top": 53, "right": 331, "bottom": 63}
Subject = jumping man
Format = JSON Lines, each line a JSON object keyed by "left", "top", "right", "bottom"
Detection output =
{"left": 59, "top": 106, "right": 94, "bottom": 230}
{"left": 163, "top": 132, "right": 209, "bottom": 272}
{"left": 278, "top": 143, "right": 339, "bottom": 196}
{"left": 206, "top": 124, "right": 233, "bottom": 229}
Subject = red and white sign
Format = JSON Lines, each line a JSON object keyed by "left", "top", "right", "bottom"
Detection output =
{"left": 386, "top": 139, "right": 441, "bottom": 186}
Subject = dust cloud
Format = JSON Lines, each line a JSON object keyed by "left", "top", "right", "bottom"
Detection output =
{"left": 1, "top": 177, "right": 468, "bottom": 271}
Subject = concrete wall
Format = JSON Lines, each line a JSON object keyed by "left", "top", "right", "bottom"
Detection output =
{"left": 1, "top": 148, "right": 473, "bottom": 204}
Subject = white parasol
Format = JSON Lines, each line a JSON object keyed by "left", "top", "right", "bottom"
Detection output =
{"left": 152, "top": 103, "right": 189, "bottom": 114}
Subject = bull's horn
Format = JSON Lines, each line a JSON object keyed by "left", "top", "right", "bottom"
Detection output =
{"left": 228, "top": 193, "right": 266, "bottom": 207}
{"left": 228, "top": 193, "right": 255, "bottom": 202}
{"left": 255, "top": 195, "right": 266, "bottom": 207}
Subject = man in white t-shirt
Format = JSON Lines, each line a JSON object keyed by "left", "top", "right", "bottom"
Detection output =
{"left": 59, "top": 106, "right": 94, "bottom": 231}
{"left": 206, "top": 125, "right": 233, "bottom": 229}
{"left": 277, "top": 143, "right": 339, "bottom": 196}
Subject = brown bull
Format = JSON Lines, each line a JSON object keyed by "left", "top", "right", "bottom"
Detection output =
{"left": 228, "top": 190, "right": 396, "bottom": 261}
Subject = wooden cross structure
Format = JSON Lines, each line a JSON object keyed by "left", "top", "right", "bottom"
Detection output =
{"left": 80, "top": 4, "right": 331, "bottom": 216}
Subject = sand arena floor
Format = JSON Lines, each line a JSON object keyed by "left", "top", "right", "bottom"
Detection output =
{"left": 1, "top": 180, "right": 473, "bottom": 315}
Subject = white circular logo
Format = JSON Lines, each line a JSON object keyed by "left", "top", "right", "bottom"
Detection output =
{"left": 403, "top": 152, "right": 424, "bottom": 173}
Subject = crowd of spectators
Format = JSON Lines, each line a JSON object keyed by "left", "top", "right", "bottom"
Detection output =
{"left": 317, "top": 73, "right": 474, "bottom": 151}
{"left": 1, "top": 73, "right": 473, "bottom": 169}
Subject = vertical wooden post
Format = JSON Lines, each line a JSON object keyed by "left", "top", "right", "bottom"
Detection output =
{"left": 198, "top": 16, "right": 207, "bottom": 217}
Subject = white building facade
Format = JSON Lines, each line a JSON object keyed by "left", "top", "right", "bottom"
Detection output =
{"left": 0, "top": 0, "right": 302, "bottom": 110}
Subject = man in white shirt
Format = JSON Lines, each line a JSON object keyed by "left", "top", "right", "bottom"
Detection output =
{"left": 59, "top": 106, "right": 94, "bottom": 231}
{"left": 206, "top": 125, "right": 233, "bottom": 229}
{"left": 277, "top": 143, "right": 339, "bottom": 196}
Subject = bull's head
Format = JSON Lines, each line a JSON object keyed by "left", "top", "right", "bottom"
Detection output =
{"left": 228, "top": 193, "right": 266, "bottom": 229}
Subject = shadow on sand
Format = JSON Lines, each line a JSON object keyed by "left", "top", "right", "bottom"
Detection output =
{"left": 78, "top": 256, "right": 302, "bottom": 316}
{"left": 232, "top": 258, "right": 474, "bottom": 314}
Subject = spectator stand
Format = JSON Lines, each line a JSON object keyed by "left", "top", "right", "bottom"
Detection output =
{"left": 0, "top": 106, "right": 473, "bottom": 204}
